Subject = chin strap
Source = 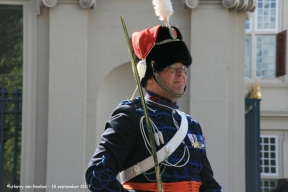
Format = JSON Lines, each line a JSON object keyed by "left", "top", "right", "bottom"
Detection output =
{"left": 151, "top": 61, "right": 184, "bottom": 99}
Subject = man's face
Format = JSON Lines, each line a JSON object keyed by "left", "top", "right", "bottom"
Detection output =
{"left": 157, "top": 62, "right": 187, "bottom": 96}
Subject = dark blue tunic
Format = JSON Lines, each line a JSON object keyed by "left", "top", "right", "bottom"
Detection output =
{"left": 85, "top": 92, "right": 222, "bottom": 192}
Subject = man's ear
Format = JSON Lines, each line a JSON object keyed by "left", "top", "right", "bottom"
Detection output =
{"left": 146, "top": 77, "right": 155, "bottom": 86}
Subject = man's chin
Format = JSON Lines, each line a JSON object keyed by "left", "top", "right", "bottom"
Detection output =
{"left": 173, "top": 89, "right": 185, "bottom": 95}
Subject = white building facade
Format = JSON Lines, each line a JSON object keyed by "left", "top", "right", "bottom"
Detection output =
{"left": 245, "top": 0, "right": 288, "bottom": 191}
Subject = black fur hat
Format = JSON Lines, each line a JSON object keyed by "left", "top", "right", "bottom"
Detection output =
{"left": 132, "top": 25, "right": 192, "bottom": 87}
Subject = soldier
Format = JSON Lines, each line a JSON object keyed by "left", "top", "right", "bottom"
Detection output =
{"left": 85, "top": 1, "right": 222, "bottom": 192}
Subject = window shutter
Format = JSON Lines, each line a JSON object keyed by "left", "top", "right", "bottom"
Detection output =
{"left": 276, "top": 30, "right": 286, "bottom": 77}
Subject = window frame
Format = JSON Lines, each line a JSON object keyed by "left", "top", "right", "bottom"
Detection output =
{"left": 245, "top": 0, "right": 286, "bottom": 84}
{"left": 255, "top": 0, "right": 279, "bottom": 32}
{"left": 255, "top": 35, "right": 278, "bottom": 78}
{"left": 260, "top": 135, "right": 279, "bottom": 177}
{"left": 260, "top": 131, "right": 284, "bottom": 180}
{"left": 261, "top": 179, "right": 278, "bottom": 192}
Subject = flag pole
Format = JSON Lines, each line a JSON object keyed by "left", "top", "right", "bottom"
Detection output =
{"left": 120, "top": 15, "right": 163, "bottom": 192}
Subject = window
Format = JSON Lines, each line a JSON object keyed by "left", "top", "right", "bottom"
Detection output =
{"left": 245, "top": 0, "right": 280, "bottom": 79}
{"left": 260, "top": 135, "right": 279, "bottom": 192}
{"left": 245, "top": 36, "right": 252, "bottom": 77}
{"left": 256, "top": 0, "right": 278, "bottom": 31}
{"left": 260, "top": 135, "right": 278, "bottom": 176}
{"left": 261, "top": 179, "right": 278, "bottom": 192}
{"left": 256, "top": 36, "right": 277, "bottom": 77}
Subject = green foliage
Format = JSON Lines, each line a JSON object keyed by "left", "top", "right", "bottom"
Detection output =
{"left": 0, "top": 5, "right": 23, "bottom": 191}
{"left": 0, "top": 5, "right": 23, "bottom": 92}
{"left": 4, "top": 130, "right": 21, "bottom": 173}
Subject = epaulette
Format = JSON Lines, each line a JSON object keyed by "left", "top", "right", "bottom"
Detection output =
{"left": 118, "top": 97, "right": 141, "bottom": 106}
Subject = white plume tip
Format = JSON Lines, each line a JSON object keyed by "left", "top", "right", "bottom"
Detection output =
{"left": 152, "top": 0, "right": 174, "bottom": 24}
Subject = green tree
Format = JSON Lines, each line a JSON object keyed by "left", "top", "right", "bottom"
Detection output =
{"left": 0, "top": 5, "right": 23, "bottom": 92}
{"left": 0, "top": 5, "right": 23, "bottom": 192}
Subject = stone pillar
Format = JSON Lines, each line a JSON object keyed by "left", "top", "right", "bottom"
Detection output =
{"left": 183, "top": 0, "right": 255, "bottom": 191}
{"left": 40, "top": 0, "right": 95, "bottom": 191}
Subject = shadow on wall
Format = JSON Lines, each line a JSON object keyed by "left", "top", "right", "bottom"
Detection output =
{"left": 95, "top": 62, "right": 138, "bottom": 143}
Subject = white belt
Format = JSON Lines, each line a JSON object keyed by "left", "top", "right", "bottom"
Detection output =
{"left": 120, "top": 110, "right": 188, "bottom": 184}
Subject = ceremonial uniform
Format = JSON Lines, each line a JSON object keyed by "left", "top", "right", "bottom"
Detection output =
{"left": 86, "top": 1, "right": 221, "bottom": 191}
{"left": 85, "top": 91, "right": 222, "bottom": 192}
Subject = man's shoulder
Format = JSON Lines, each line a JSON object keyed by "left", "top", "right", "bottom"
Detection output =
{"left": 112, "top": 97, "right": 142, "bottom": 114}
{"left": 109, "top": 97, "right": 142, "bottom": 119}
{"left": 118, "top": 97, "right": 141, "bottom": 106}
{"left": 178, "top": 110, "right": 199, "bottom": 126}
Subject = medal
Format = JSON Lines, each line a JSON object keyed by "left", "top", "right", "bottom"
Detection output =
{"left": 187, "top": 133, "right": 207, "bottom": 149}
